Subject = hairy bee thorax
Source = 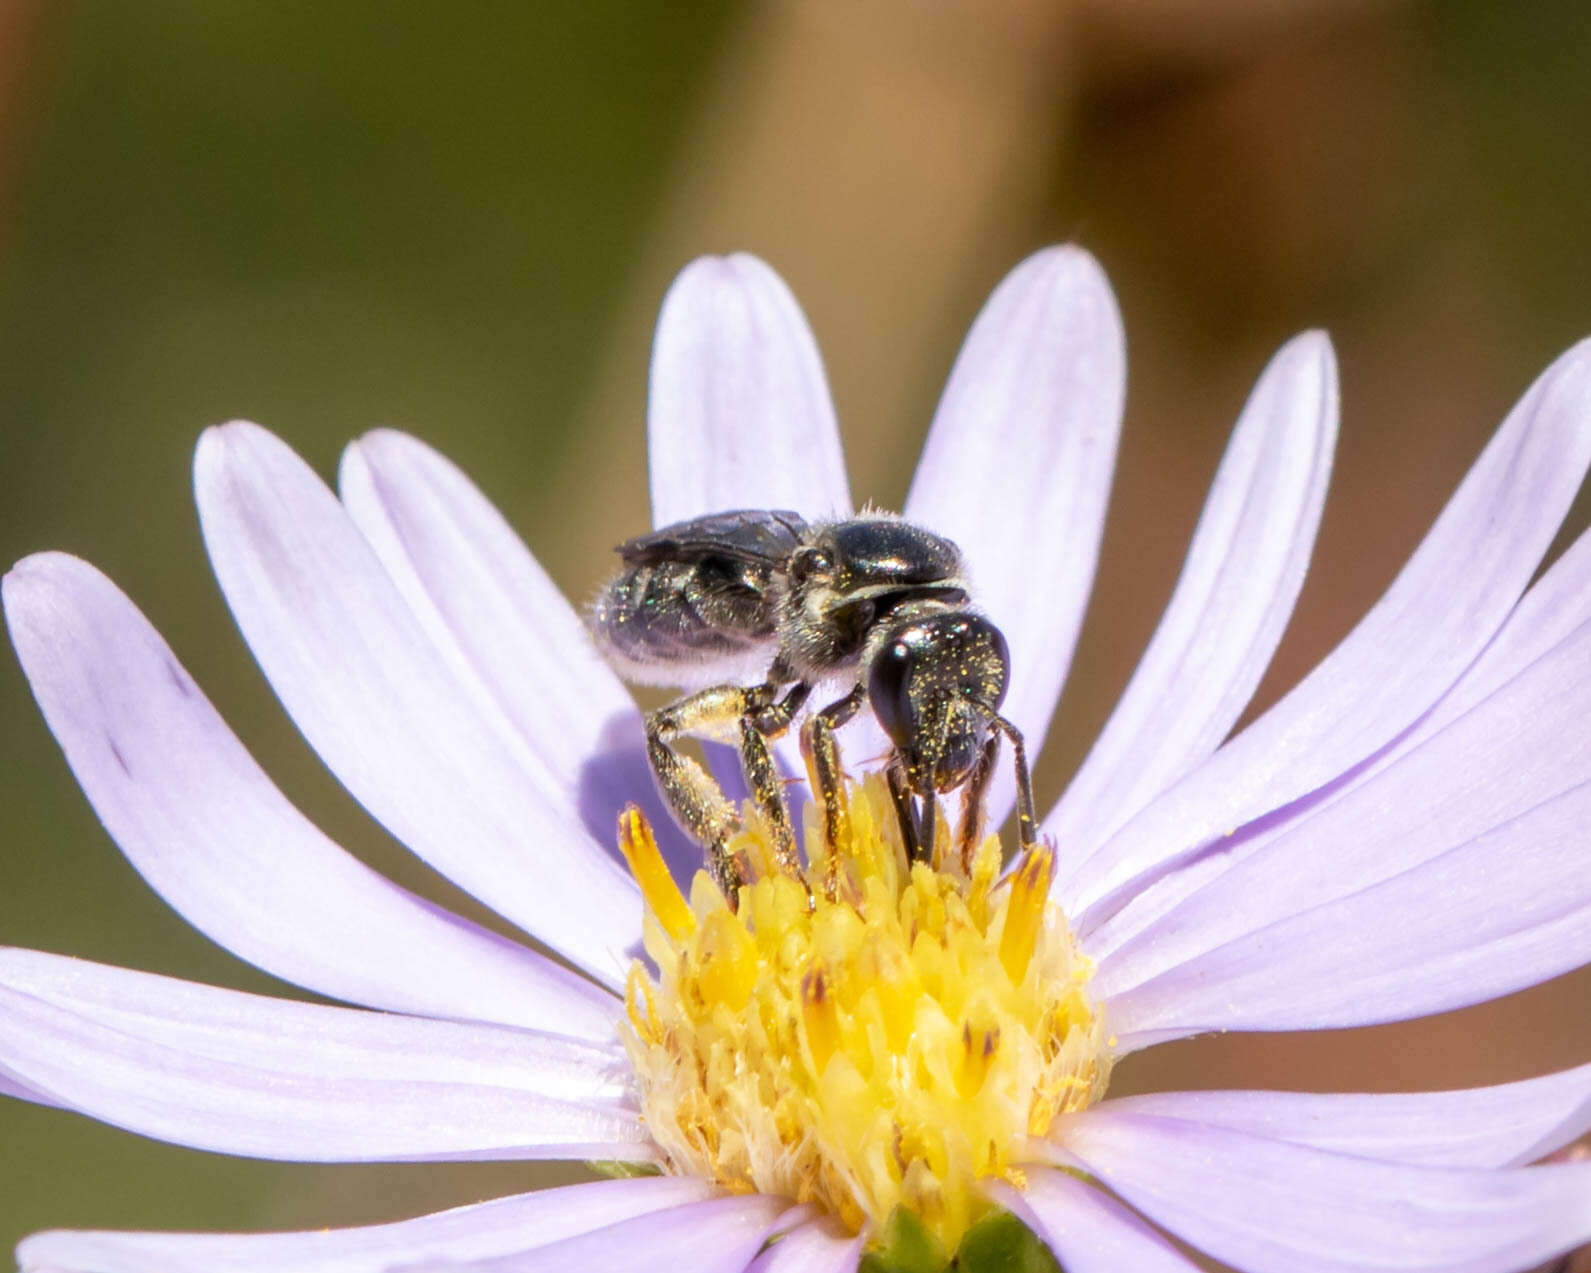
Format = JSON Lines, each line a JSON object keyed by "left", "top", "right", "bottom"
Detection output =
{"left": 617, "top": 778, "right": 1110, "bottom": 1256}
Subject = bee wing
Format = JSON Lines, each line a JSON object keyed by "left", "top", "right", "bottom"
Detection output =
{"left": 592, "top": 510, "right": 807, "bottom": 690}
{"left": 617, "top": 509, "right": 808, "bottom": 569}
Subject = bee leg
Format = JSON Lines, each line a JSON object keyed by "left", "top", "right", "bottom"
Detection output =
{"left": 742, "top": 682, "right": 812, "bottom": 881}
{"left": 988, "top": 713, "right": 1040, "bottom": 857}
{"left": 885, "top": 758, "right": 923, "bottom": 865}
{"left": 800, "top": 685, "right": 865, "bottom": 895}
{"left": 646, "top": 684, "right": 777, "bottom": 901}
{"left": 955, "top": 733, "right": 1002, "bottom": 872}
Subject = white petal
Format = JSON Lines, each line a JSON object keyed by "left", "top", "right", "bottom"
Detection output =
{"left": 905, "top": 247, "right": 1125, "bottom": 825}
{"left": 648, "top": 254, "right": 850, "bottom": 527}
{"left": 1086, "top": 507, "right": 1591, "bottom": 973}
{"left": 988, "top": 1170, "right": 1202, "bottom": 1273}
{"left": 1107, "top": 780, "right": 1591, "bottom": 1043}
{"left": 0, "top": 951, "right": 649, "bottom": 1163}
{"left": 339, "top": 430, "right": 703, "bottom": 883}
{"left": 746, "top": 1216, "right": 863, "bottom": 1273}
{"left": 17, "top": 1177, "right": 715, "bottom": 1273}
{"left": 1101, "top": 1065, "right": 1591, "bottom": 1168}
{"left": 194, "top": 422, "right": 640, "bottom": 987}
{"left": 402, "top": 1194, "right": 792, "bottom": 1273}
{"left": 1065, "top": 337, "right": 1591, "bottom": 923}
{"left": 1047, "top": 332, "right": 1336, "bottom": 862}
{"left": 1096, "top": 605, "right": 1591, "bottom": 1040}
{"left": 3, "top": 552, "right": 619, "bottom": 1038}
{"left": 1047, "top": 1110, "right": 1591, "bottom": 1273}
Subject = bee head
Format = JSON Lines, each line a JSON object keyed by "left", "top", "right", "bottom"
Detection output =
{"left": 867, "top": 612, "right": 1009, "bottom": 794}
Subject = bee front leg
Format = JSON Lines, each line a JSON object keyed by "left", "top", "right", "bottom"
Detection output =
{"left": 955, "top": 733, "right": 1002, "bottom": 872}
{"left": 988, "top": 713, "right": 1040, "bottom": 858}
{"left": 800, "top": 685, "right": 865, "bottom": 895}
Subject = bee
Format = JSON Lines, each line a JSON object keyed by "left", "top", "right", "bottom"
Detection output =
{"left": 589, "top": 510, "right": 1038, "bottom": 899}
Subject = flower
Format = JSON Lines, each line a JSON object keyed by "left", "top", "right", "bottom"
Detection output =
{"left": 8, "top": 246, "right": 1591, "bottom": 1272}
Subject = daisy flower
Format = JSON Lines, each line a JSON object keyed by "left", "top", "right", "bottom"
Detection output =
{"left": 8, "top": 247, "right": 1591, "bottom": 1273}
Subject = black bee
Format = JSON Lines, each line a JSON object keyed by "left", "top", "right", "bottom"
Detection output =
{"left": 589, "top": 510, "right": 1038, "bottom": 898}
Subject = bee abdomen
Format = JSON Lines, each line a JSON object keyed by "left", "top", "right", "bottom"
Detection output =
{"left": 589, "top": 554, "right": 780, "bottom": 678}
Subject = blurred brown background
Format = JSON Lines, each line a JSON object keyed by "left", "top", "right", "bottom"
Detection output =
{"left": 2, "top": 0, "right": 1590, "bottom": 1259}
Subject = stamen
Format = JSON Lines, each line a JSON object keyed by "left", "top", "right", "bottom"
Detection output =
{"left": 800, "top": 959, "right": 841, "bottom": 1075}
{"left": 999, "top": 843, "right": 1054, "bottom": 984}
{"left": 617, "top": 781, "right": 1106, "bottom": 1256}
{"left": 694, "top": 908, "right": 757, "bottom": 1012}
{"left": 618, "top": 804, "right": 695, "bottom": 942}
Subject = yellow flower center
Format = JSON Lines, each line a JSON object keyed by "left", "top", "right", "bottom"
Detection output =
{"left": 618, "top": 777, "right": 1110, "bottom": 1254}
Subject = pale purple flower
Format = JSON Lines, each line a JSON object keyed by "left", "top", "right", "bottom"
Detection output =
{"left": 8, "top": 246, "right": 1591, "bottom": 1271}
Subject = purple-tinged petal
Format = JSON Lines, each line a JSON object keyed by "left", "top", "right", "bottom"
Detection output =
{"left": 1100, "top": 1065, "right": 1591, "bottom": 1169}
{"left": 338, "top": 431, "right": 700, "bottom": 883}
{"left": 1047, "top": 332, "right": 1336, "bottom": 863}
{"left": 0, "top": 949, "right": 628, "bottom": 1096}
{"left": 1086, "top": 511, "right": 1591, "bottom": 974}
{"left": 2, "top": 552, "right": 619, "bottom": 1038}
{"left": 1096, "top": 608, "right": 1591, "bottom": 1040}
{"left": 1107, "top": 778, "right": 1591, "bottom": 1043}
{"left": 648, "top": 254, "right": 849, "bottom": 527}
{"left": 403, "top": 1194, "right": 791, "bottom": 1273}
{"left": 17, "top": 1177, "right": 715, "bottom": 1273}
{"left": 0, "top": 953, "right": 650, "bottom": 1163}
{"left": 746, "top": 1215, "right": 863, "bottom": 1273}
{"left": 1046, "top": 1110, "right": 1591, "bottom": 1273}
{"left": 1064, "top": 338, "right": 1591, "bottom": 924}
{"left": 904, "top": 247, "right": 1124, "bottom": 826}
{"left": 988, "top": 1170, "right": 1201, "bottom": 1273}
{"left": 194, "top": 423, "right": 640, "bottom": 988}
{"left": 0, "top": 1064, "right": 63, "bottom": 1109}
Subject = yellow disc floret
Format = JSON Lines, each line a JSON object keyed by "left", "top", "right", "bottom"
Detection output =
{"left": 618, "top": 779, "right": 1110, "bottom": 1254}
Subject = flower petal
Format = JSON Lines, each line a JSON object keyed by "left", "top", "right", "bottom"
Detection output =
{"left": 1047, "top": 1110, "right": 1591, "bottom": 1273}
{"left": 987, "top": 1170, "right": 1202, "bottom": 1273}
{"left": 904, "top": 247, "right": 1125, "bottom": 825}
{"left": 338, "top": 430, "right": 701, "bottom": 883}
{"left": 403, "top": 1194, "right": 792, "bottom": 1273}
{"left": 2, "top": 552, "right": 620, "bottom": 1038}
{"left": 1098, "top": 605, "right": 1591, "bottom": 1040}
{"left": 1046, "top": 332, "right": 1336, "bottom": 863}
{"left": 0, "top": 950, "right": 649, "bottom": 1163}
{"left": 1099, "top": 1065, "right": 1591, "bottom": 1169}
{"left": 746, "top": 1216, "right": 864, "bottom": 1273}
{"left": 1108, "top": 780, "right": 1591, "bottom": 1043}
{"left": 1086, "top": 510, "right": 1591, "bottom": 974}
{"left": 648, "top": 254, "right": 849, "bottom": 527}
{"left": 194, "top": 422, "right": 640, "bottom": 988}
{"left": 1065, "top": 338, "right": 1591, "bottom": 924}
{"left": 0, "top": 1065, "right": 61, "bottom": 1109}
{"left": 17, "top": 1177, "right": 716, "bottom": 1273}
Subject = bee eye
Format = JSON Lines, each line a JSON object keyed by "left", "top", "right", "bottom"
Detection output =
{"left": 867, "top": 637, "right": 918, "bottom": 747}
{"left": 790, "top": 546, "right": 833, "bottom": 583}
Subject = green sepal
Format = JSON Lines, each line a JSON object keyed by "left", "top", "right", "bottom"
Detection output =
{"left": 858, "top": 1207, "right": 1061, "bottom": 1273}
{"left": 953, "top": 1210, "right": 1063, "bottom": 1273}
{"left": 858, "top": 1207, "right": 946, "bottom": 1273}
{"left": 583, "top": 1159, "right": 664, "bottom": 1179}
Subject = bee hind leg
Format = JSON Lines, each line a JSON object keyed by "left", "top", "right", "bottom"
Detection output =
{"left": 645, "top": 682, "right": 806, "bottom": 901}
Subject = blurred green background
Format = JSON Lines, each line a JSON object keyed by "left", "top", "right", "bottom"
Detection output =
{"left": 3, "top": 0, "right": 1591, "bottom": 1261}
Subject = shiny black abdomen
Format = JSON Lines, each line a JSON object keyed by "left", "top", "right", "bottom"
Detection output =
{"left": 590, "top": 509, "right": 807, "bottom": 671}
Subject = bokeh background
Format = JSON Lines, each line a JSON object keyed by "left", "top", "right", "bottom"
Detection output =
{"left": 2, "top": 0, "right": 1591, "bottom": 1261}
